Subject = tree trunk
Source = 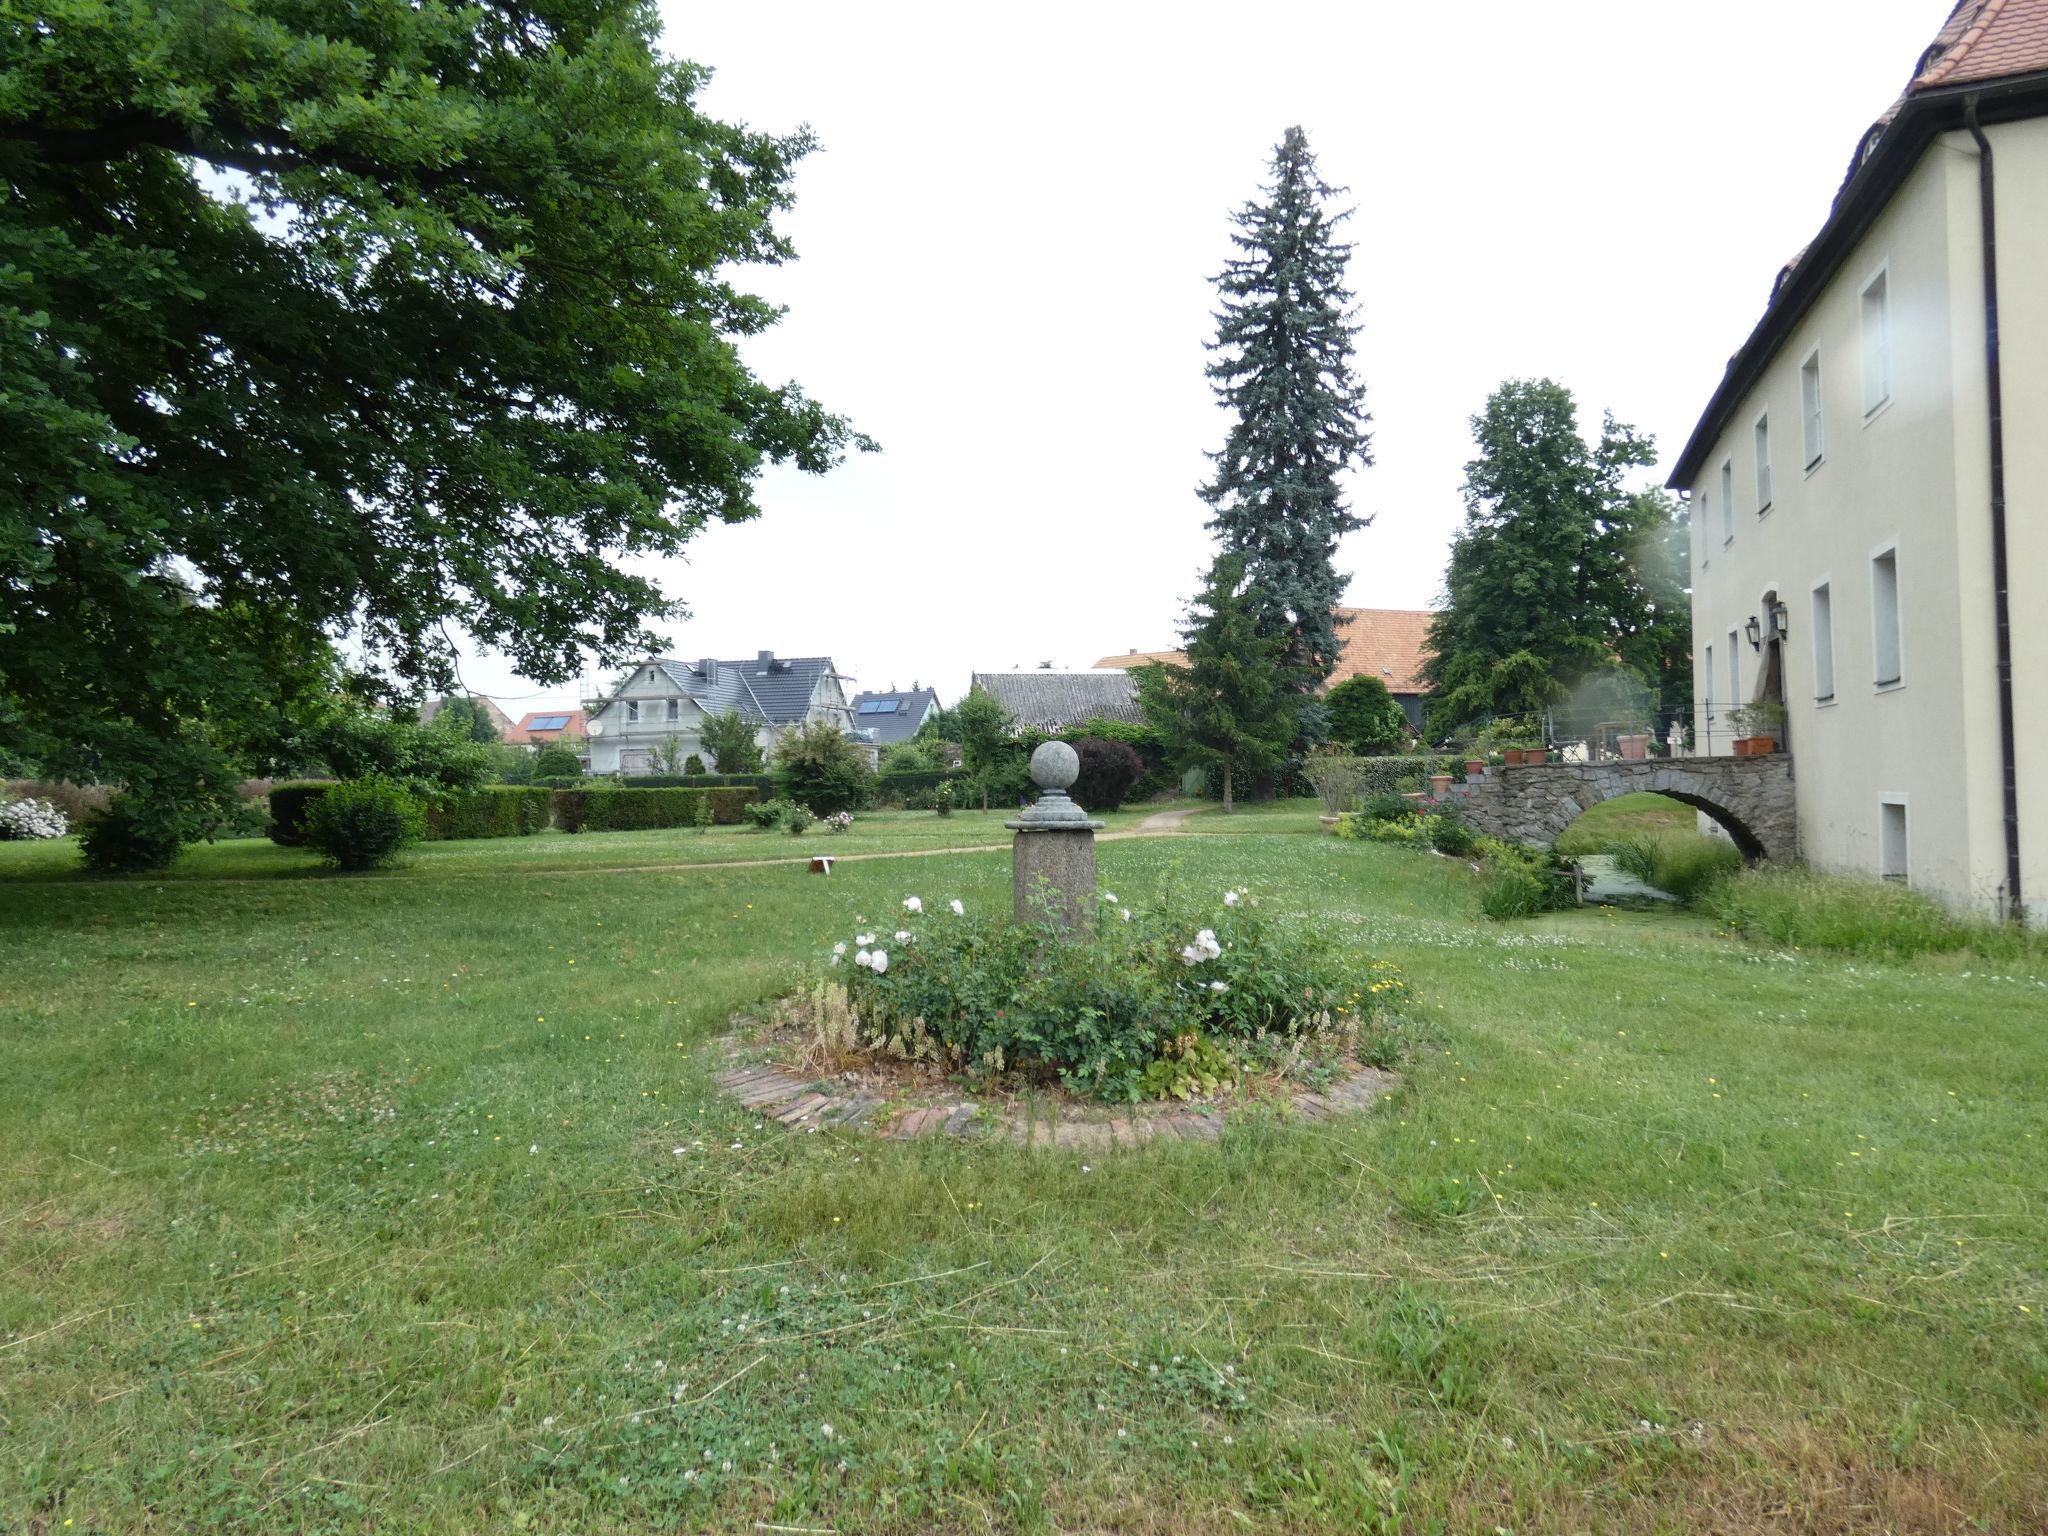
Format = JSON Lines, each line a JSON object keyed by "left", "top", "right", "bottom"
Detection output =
{"left": 1222, "top": 763, "right": 1234, "bottom": 813}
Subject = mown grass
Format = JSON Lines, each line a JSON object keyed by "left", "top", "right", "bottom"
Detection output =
{"left": 3, "top": 825, "right": 2045, "bottom": 1533}
{"left": 0, "top": 807, "right": 1157, "bottom": 884}
{"left": 1552, "top": 792, "right": 1698, "bottom": 856}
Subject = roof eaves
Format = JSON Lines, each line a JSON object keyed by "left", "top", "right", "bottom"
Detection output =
{"left": 1668, "top": 68, "right": 2048, "bottom": 488}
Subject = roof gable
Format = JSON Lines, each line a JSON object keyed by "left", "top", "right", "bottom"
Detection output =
{"left": 1091, "top": 608, "right": 1437, "bottom": 696}
{"left": 596, "top": 652, "right": 837, "bottom": 727}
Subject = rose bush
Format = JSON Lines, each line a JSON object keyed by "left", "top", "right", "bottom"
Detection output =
{"left": 825, "top": 887, "right": 1408, "bottom": 1101}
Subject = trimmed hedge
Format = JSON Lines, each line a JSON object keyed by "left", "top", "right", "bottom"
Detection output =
{"left": 533, "top": 773, "right": 776, "bottom": 792}
{"left": 552, "top": 785, "right": 760, "bottom": 833}
{"left": 424, "top": 786, "right": 552, "bottom": 840}
{"left": 267, "top": 781, "right": 335, "bottom": 846}
{"left": 1353, "top": 754, "right": 1458, "bottom": 797}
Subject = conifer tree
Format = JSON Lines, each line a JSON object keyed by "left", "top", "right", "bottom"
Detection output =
{"left": 1136, "top": 556, "right": 1301, "bottom": 813}
{"left": 1200, "top": 127, "right": 1373, "bottom": 684}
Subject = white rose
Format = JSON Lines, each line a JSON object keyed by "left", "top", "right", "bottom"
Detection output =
{"left": 1223, "top": 890, "right": 1240, "bottom": 907}
{"left": 902, "top": 896, "right": 923, "bottom": 914}
{"left": 854, "top": 949, "right": 873, "bottom": 969}
{"left": 870, "top": 950, "right": 889, "bottom": 974}
{"left": 949, "top": 899, "right": 965, "bottom": 916}
{"left": 1209, "top": 980, "right": 1229, "bottom": 994}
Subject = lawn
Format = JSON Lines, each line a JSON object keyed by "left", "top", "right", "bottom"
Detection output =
{"left": 4, "top": 819, "right": 2044, "bottom": 1532}
{"left": 0, "top": 807, "right": 1160, "bottom": 884}
{"left": 1552, "top": 791, "right": 1700, "bottom": 856}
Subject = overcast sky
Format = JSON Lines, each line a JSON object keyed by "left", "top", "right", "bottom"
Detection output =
{"left": 455, "top": 0, "right": 1947, "bottom": 713}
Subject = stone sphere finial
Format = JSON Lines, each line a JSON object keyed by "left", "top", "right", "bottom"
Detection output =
{"left": 1029, "top": 740, "right": 1080, "bottom": 792}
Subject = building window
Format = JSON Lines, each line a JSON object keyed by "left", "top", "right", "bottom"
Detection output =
{"left": 1810, "top": 582, "right": 1835, "bottom": 702}
{"left": 1754, "top": 414, "right": 1773, "bottom": 512}
{"left": 1720, "top": 460, "right": 1734, "bottom": 543}
{"left": 1703, "top": 643, "right": 1715, "bottom": 717}
{"left": 1879, "top": 798, "right": 1908, "bottom": 883}
{"left": 625, "top": 700, "right": 640, "bottom": 724}
{"left": 1726, "top": 628, "right": 1741, "bottom": 711}
{"left": 1862, "top": 269, "right": 1891, "bottom": 414}
{"left": 1870, "top": 546, "right": 1902, "bottom": 687}
{"left": 1800, "top": 351, "right": 1824, "bottom": 467}
{"left": 666, "top": 698, "right": 679, "bottom": 722}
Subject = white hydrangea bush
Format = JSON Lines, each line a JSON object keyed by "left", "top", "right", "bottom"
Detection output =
{"left": 0, "top": 796, "right": 70, "bottom": 840}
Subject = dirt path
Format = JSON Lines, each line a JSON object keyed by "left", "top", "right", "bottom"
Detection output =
{"left": 1127, "top": 805, "right": 1209, "bottom": 836}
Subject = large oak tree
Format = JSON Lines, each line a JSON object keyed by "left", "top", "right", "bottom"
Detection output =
{"left": 1, "top": 0, "right": 867, "bottom": 826}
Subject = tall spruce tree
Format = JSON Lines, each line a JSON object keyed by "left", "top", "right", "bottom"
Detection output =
{"left": 1423, "top": 379, "right": 1674, "bottom": 732}
{"left": 1200, "top": 127, "right": 1372, "bottom": 684}
{"left": 1135, "top": 556, "right": 1301, "bottom": 813}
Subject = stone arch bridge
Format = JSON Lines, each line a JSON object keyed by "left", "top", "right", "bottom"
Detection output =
{"left": 1456, "top": 757, "right": 1797, "bottom": 863}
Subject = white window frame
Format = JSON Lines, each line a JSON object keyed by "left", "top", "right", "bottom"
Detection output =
{"left": 1754, "top": 413, "right": 1773, "bottom": 513}
{"left": 1727, "top": 627, "right": 1741, "bottom": 711}
{"left": 1878, "top": 795, "right": 1909, "bottom": 883}
{"left": 1800, "top": 349, "right": 1825, "bottom": 469}
{"left": 1720, "top": 459, "right": 1735, "bottom": 544}
{"left": 1810, "top": 577, "right": 1836, "bottom": 704}
{"left": 1869, "top": 541, "right": 1904, "bottom": 690}
{"left": 1861, "top": 264, "right": 1892, "bottom": 418}
{"left": 1703, "top": 643, "right": 1715, "bottom": 720}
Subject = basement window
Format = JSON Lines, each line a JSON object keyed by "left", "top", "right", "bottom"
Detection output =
{"left": 1879, "top": 799, "right": 1909, "bottom": 883}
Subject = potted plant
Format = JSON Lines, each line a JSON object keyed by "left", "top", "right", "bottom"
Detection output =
{"left": 1464, "top": 756, "right": 1486, "bottom": 780}
{"left": 1727, "top": 699, "right": 1785, "bottom": 757}
{"left": 1524, "top": 742, "right": 1550, "bottom": 766}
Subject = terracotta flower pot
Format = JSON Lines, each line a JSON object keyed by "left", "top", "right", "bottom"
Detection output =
{"left": 1465, "top": 758, "right": 1486, "bottom": 780}
{"left": 1429, "top": 773, "right": 1452, "bottom": 798}
{"left": 1618, "top": 734, "right": 1649, "bottom": 761}
{"left": 1733, "top": 735, "right": 1775, "bottom": 757}
{"left": 1526, "top": 748, "right": 1549, "bottom": 765}
{"left": 1503, "top": 748, "right": 1526, "bottom": 767}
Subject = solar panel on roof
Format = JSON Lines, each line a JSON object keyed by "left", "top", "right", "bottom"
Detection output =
{"left": 857, "top": 700, "right": 899, "bottom": 715}
{"left": 527, "top": 714, "right": 571, "bottom": 730}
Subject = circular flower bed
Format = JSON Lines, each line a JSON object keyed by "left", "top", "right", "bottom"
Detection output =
{"left": 802, "top": 885, "right": 1410, "bottom": 1103}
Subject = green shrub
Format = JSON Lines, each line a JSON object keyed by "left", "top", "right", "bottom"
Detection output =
{"left": 1070, "top": 736, "right": 1144, "bottom": 812}
{"left": 782, "top": 802, "right": 813, "bottom": 835}
{"left": 1360, "top": 791, "right": 1413, "bottom": 821}
{"left": 267, "top": 781, "right": 334, "bottom": 847}
{"left": 1702, "top": 866, "right": 2040, "bottom": 960}
{"left": 552, "top": 786, "right": 758, "bottom": 833}
{"left": 683, "top": 753, "right": 706, "bottom": 775}
{"left": 530, "top": 740, "right": 584, "bottom": 779}
{"left": 832, "top": 886, "right": 1409, "bottom": 1102}
{"left": 423, "top": 786, "right": 552, "bottom": 840}
{"left": 202, "top": 795, "right": 272, "bottom": 841}
{"left": 303, "top": 777, "right": 425, "bottom": 871}
{"left": 686, "top": 793, "right": 713, "bottom": 833}
{"left": 1427, "top": 811, "right": 1477, "bottom": 856}
{"left": 78, "top": 796, "right": 187, "bottom": 873}
{"left": 772, "top": 720, "right": 871, "bottom": 814}
{"left": 1479, "top": 865, "right": 1550, "bottom": 920}
{"left": 746, "top": 797, "right": 800, "bottom": 830}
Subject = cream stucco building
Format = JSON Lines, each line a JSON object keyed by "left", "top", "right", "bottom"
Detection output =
{"left": 1670, "top": 0, "right": 2046, "bottom": 923}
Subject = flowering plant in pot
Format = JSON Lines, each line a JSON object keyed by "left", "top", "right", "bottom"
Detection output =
{"left": 1727, "top": 698, "right": 1785, "bottom": 756}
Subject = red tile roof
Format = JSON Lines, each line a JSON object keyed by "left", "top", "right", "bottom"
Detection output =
{"left": 1914, "top": 0, "right": 2048, "bottom": 89}
{"left": 1093, "top": 608, "right": 1437, "bottom": 696}
{"left": 505, "top": 709, "right": 587, "bottom": 744}
{"left": 1327, "top": 607, "right": 1436, "bottom": 696}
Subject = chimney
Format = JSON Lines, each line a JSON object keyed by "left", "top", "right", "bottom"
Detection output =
{"left": 697, "top": 658, "right": 717, "bottom": 682}
{"left": 756, "top": 649, "right": 776, "bottom": 670}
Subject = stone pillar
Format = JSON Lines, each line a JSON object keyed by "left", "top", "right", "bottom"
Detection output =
{"left": 1006, "top": 741, "right": 1104, "bottom": 930}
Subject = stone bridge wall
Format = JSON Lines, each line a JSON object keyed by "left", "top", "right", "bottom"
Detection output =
{"left": 1454, "top": 756, "right": 1797, "bottom": 862}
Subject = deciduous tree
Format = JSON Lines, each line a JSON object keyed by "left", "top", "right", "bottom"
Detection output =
{"left": 1, "top": 0, "right": 867, "bottom": 840}
{"left": 700, "top": 711, "right": 765, "bottom": 775}
{"left": 1424, "top": 379, "right": 1678, "bottom": 732}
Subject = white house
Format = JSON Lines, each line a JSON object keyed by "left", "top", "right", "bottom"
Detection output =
{"left": 1669, "top": 0, "right": 2046, "bottom": 922}
{"left": 582, "top": 652, "right": 854, "bottom": 775}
